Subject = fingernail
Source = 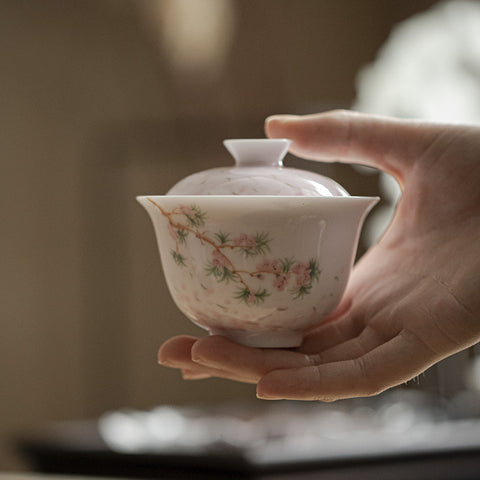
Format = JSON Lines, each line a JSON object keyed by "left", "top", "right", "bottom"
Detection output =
{"left": 181, "top": 370, "right": 194, "bottom": 380}
{"left": 256, "top": 390, "right": 280, "bottom": 400}
{"left": 182, "top": 369, "right": 212, "bottom": 380}
{"left": 190, "top": 354, "right": 201, "bottom": 364}
{"left": 265, "top": 114, "right": 299, "bottom": 124}
{"left": 157, "top": 356, "right": 181, "bottom": 367}
{"left": 158, "top": 360, "right": 176, "bottom": 367}
{"left": 191, "top": 355, "right": 215, "bottom": 367}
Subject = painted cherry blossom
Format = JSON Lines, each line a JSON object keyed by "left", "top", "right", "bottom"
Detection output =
{"left": 273, "top": 272, "right": 291, "bottom": 291}
{"left": 292, "top": 261, "right": 310, "bottom": 275}
{"left": 247, "top": 291, "right": 257, "bottom": 304}
{"left": 296, "top": 271, "right": 311, "bottom": 288}
{"left": 233, "top": 233, "right": 257, "bottom": 249}
{"left": 154, "top": 202, "right": 321, "bottom": 305}
{"left": 179, "top": 204, "right": 195, "bottom": 217}
{"left": 256, "top": 259, "right": 282, "bottom": 274}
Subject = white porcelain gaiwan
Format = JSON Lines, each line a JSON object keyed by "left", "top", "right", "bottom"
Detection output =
{"left": 137, "top": 139, "right": 378, "bottom": 348}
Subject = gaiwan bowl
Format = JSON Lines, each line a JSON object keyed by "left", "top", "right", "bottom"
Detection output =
{"left": 137, "top": 139, "right": 378, "bottom": 348}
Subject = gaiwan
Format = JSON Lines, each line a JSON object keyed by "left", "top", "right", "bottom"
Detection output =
{"left": 137, "top": 139, "right": 378, "bottom": 348}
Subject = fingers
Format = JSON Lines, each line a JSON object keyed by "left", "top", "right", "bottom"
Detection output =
{"left": 157, "top": 315, "right": 373, "bottom": 386}
{"left": 158, "top": 335, "right": 215, "bottom": 379}
{"left": 158, "top": 335, "right": 198, "bottom": 366}
{"left": 158, "top": 335, "right": 256, "bottom": 383}
{"left": 299, "top": 306, "right": 362, "bottom": 354}
{"left": 191, "top": 335, "right": 316, "bottom": 382}
{"left": 158, "top": 329, "right": 434, "bottom": 402}
{"left": 265, "top": 110, "right": 444, "bottom": 180}
{"left": 257, "top": 329, "right": 439, "bottom": 401}
{"left": 310, "top": 325, "right": 391, "bottom": 364}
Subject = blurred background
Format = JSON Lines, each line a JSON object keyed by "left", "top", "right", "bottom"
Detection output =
{"left": 2, "top": 0, "right": 480, "bottom": 475}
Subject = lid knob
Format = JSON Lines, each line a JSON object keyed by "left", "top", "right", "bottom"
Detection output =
{"left": 223, "top": 139, "right": 291, "bottom": 167}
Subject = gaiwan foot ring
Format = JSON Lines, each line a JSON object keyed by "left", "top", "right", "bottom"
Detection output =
{"left": 209, "top": 327, "right": 303, "bottom": 348}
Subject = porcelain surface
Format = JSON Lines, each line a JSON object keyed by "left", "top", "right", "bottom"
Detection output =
{"left": 167, "top": 139, "right": 349, "bottom": 196}
{"left": 137, "top": 195, "right": 378, "bottom": 348}
{"left": 137, "top": 138, "right": 378, "bottom": 348}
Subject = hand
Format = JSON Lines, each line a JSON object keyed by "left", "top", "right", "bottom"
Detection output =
{"left": 158, "top": 110, "right": 480, "bottom": 401}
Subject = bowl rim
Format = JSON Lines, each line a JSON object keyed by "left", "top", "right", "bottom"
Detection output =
{"left": 136, "top": 194, "right": 380, "bottom": 200}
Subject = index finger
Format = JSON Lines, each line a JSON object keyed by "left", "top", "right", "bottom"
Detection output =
{"left": 265, "top": 110, "right": 445, "bottom": 181}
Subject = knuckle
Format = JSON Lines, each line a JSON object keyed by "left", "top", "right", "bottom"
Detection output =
{"left": 306, "top": 353, "right": 323, "bottom": 365}
{"left": 352, "top": 355, "right": 369, "bottom": 380}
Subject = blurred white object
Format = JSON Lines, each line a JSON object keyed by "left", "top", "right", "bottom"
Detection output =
{"left": 353, "top": 0, "right": 480, "bottom": 245}
{"left": 98, "top": 399, "right": 480, "bottom": 466}
{"left": 355, "top": 0, "right": 480, "bottom": 123}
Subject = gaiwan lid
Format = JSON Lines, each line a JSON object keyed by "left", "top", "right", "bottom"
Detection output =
{"left": 167, "top": 138, "right": 349, "bottom": 196}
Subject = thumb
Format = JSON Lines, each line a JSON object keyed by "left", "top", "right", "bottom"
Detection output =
{"left": 265, "top": 110, "right": 443, "bottom": 180}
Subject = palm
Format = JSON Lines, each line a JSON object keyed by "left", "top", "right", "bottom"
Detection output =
{"left": 158, "top": 112, "right": 480, "bottom": 401}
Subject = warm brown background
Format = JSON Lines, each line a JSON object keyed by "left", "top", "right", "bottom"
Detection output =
{"left": 0, "top": 0, "right": 446, "bottom": 470}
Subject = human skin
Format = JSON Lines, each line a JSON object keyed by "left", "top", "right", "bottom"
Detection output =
{"left": 157, "top": 110, "right": 480, "bottom": 401}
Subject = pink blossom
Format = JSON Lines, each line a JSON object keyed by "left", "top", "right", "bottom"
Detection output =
{"left": 273, "top": 273, "right": 290, "bottom": 291}
{"left": 179, "top": 204, "right": 195, "bottom": 217}
{"left": 168, "top": 223, "right": 179, "bottom": 241}
{"left": 256, "top": 259, "right": 281, "bottom": 274}
{"left": 212, "top": 249, "right": 230, "bottom": 268}
{"left": 296, "top": 271, "right": 311, "bottom": 287}
{"left": 256, "top": 260, "right": 269, "bottom": 271}
{"left": 292, "top": 261, "right": 310, "bottom": 275}
{"left": 247, "top": 291, "right": 257, "bottom": 304}
{"left": 233, "top": 233, "right": 257, "bottom": 249}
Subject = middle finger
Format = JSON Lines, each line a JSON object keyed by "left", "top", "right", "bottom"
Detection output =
{"left": 191, "top": 335, "right": 317, "bottom": 382}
